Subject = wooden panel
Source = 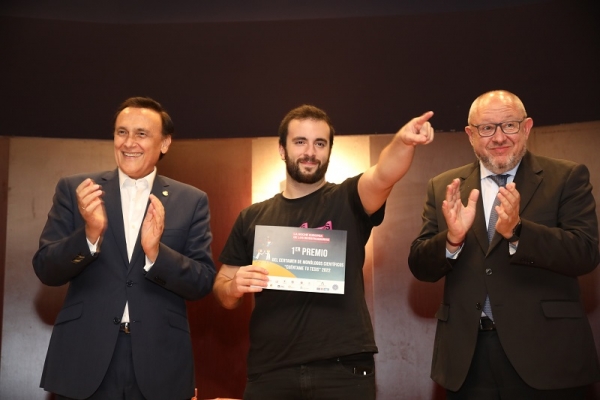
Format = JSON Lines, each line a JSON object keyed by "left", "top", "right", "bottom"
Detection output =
{"left": 528, "top": 122, "right": 600, "bottom": 399}
{"left": 0, "top": 137, "right": 115, "bottom": 399}
{"left": 0, "top": 137, "right": 9, "bottom": 360}
{"left": 371, "top": 132, "right": 474, "bottom": 399}
{"left": 158, "top": 139, "right": 253, "bottom": 399}
{"left": 1, "top": 123, "right": 599, "bottom": 398}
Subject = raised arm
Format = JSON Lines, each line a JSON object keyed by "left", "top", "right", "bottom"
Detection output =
{"left": 358, "top": 111, "right": 434, "bottom": 215}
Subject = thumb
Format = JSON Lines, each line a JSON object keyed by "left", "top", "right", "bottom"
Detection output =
{"left": 467, "top": 189, "right": 480, "bottom": 209}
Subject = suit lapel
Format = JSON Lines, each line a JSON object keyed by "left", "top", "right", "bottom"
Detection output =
{"left": 101, "top": 169, "right": 129, "bottom": 267}
{"left": 487, "top": 151, "right": 542, "bottom": 254}
{"left": 151, "top": 175, "right": 171, "bottom": 207}
{"left": 460, "top": 162, "right": 489, "bottom": 253}
{"left": 513, "top": 151, "right": 543, "bottom": 215}
{"left": 128, "top": 175, "right": 171, "bottom": 270}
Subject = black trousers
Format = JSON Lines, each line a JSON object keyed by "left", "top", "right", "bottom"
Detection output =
{"left": 244, "top": 353, "right": 376, "bottom": 400}
{"left": 57, "top": 331, "right": 147, "bottom": 400}
{"left": 446, "top": 329, "right": 588, "bottom": 400}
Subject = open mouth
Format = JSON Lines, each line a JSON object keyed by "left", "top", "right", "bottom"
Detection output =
{"left": 123, "top": 152, "right": 142, "bottom": 157}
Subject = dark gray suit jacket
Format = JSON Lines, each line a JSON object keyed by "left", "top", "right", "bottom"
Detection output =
{"left": 408, "top": 151, "right": 600, "bottom": 391}
{"left": 33, "top": 169, "right": 216, "bottom": 400}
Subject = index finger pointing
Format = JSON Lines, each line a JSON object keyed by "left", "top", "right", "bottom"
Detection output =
{"left": 414, "top": 111, "right": 434, "bottom": 128}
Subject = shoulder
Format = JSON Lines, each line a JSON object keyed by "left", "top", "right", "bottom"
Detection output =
{"left": 58, "top": 170, "right": 113, "bottom": 187}
{"left": 323, "top": 175, "right": 360, "bottom": 194}
{"left": 240, "top": 194, "right": 279, "bottom": 215}
{"left": 523, "top": 152, "right": 589, "bottom": 181}
{"left": 431, "top": 162, "right": 477, "bottom": 185}
{"left": 527, "top": 152, "right": 580, "bottom": 170}
{"left": 157, "top": 175, "right": 208, "bottom": 196}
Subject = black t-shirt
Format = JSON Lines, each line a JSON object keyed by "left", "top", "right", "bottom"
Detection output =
{"left": 219, "top": 175, "right": 385, "bottom": 375}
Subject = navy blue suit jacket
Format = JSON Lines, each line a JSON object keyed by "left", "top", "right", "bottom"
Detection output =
{"left": 33, "top": 169, "right": 216, "bottom": 400}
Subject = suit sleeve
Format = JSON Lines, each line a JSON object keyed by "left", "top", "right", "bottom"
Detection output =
{"left": 408, "top": 177, "right": 455, "bottom": 282}
{"left": 511, "top": 163, "right": 600, "bottom": 276}
{"left": 144, "top": 190, "right": 216, "bottom": 301}
{"left": 32, "top": 176, "right": 98, "bottom": 286}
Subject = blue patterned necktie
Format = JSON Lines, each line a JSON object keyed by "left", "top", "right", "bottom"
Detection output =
{"left": 484, "top": 174, "right": 508, "bottom": 320}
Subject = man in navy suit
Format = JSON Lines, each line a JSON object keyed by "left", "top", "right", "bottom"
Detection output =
{"left": 33, "top": 97, "right": 216, "bottom": 400}
{"left": 409, "top": 90, "right": 600, "bottom": 399}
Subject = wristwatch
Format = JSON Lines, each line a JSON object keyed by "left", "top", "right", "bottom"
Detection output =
{"left": 507, "top": 218, "right": 522, "bottom": 243}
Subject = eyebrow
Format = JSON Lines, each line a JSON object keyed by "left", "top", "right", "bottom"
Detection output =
{"left": 291, "top": 136, "right": 327, "bottom": 142}
{"left": 116, "top": 126, "right": 150, "bottom": 133}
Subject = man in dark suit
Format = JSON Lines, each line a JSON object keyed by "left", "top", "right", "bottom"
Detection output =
{"left": 408, "top": 90, "right": 600, "bottom": 399}
{"left": 33, "top": 97, "right": 216, "bottom": 400}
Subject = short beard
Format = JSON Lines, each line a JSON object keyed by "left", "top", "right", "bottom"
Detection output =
{"left": 284, "top": 150, "right": 329, "bottom": 184}
{"left": 475, "top": 145, "right": 527, "bottom": 174}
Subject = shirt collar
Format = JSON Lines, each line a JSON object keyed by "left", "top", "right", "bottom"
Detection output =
{"left": 479, "top": 161, "right": 520, "bottom": 180}
{"left": 118, "top": 167, "right": 157, "bottom": 190}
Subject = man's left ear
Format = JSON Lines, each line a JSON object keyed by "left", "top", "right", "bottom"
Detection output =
{"left": 278, "top": 144, "right": 286, "bottom": 161}
{"left": 161, "top": 135, "right": 172, "bottom": 154}
{"left": 524, "top": 117, "right": 534, "bottom": 134}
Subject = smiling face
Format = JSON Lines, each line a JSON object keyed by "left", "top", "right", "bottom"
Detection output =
{"left": 465, "top": 91, "right": 533, "bottom": 174}
{"left": 279, "top": 118, "right": 331, "bottom": 184}
{"left": 113, "top": 107, "right": 171, "bottom": 179}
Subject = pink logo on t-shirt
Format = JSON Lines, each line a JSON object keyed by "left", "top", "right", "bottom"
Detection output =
{"left": 299, "top": 221, "right": 333, "bottom": 230}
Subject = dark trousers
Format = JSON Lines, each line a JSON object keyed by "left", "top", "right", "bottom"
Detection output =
{"left": 244, "top": 353, "right": 376, "bottom": 400}
{"left": 446, "top": 330, "right": 587, "bottom": 400}
{"left": 57, "top": 331, "right": 147, "bottom": 400}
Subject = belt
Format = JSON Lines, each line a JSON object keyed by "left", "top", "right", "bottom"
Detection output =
{"left": 479, "top": 317, "right": 496, "bottom": 331}
{"left": 119, "top": 322, "right": 131, "bottom": 334}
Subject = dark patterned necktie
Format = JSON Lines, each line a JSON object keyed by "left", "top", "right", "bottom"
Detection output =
{"left": 484, "top": 174, "right": 508, "bottom": 320}
{"left": 487, "top": 174, "right": 508, "bottom": 243}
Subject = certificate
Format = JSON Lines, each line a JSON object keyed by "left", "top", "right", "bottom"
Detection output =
{"left": 252, "top": 225, "right": 347, "bottom": 294}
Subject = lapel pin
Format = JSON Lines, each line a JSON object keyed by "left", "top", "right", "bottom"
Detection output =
{"left": 162, "top": 191, "right": 169, "bottom": 197}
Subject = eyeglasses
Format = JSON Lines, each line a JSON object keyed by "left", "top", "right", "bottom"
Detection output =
{"left": 470, "top": 118, "right": 526, "bottom": 137}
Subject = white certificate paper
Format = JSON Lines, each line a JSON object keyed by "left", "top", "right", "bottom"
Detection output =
{"left": 252, "top": 225, "right": 347, "bottom": 294}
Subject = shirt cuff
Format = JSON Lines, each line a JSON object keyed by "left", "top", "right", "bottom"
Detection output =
{"left": 144, "top": 256, "right": 155, "bottom": 272}
{"left": 446, "top": 244, "right": 463, "bottom": 259}
{"left": 86, "top": 237, "right": 100, "bottom": 255}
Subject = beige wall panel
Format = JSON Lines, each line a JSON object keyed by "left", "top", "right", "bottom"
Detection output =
{"left": 371, "top": 132, "right": 474, "bottom": 399}
{"left": 527, "top": 122, "right": 600, "bottom": 399}
{"left": 0, "top": 137, "right": 9, "bottom": 360}
{"left": 1, "top": 137, "right": 114, "bottom": 399}
{"left": 1, "top": 122, "right": 599, "bottom": 399}
{"left": 251, "top": 137, "right": 285, "bottom": 204}
{"left": 251, "top": 135, "right": 371, "bottom": 202}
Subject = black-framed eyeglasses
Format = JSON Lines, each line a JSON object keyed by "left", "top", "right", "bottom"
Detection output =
{"left": 470, "top": 118, "right": 527, "bottom": 137}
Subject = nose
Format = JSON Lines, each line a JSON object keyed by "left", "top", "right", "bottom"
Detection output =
{"left": 490, "top": 125, "right": 507, "bottom": 141}
{"left": 123, "top": 133, "right": 136, "bottom": 147}
{"left": 303, "top": 143, "right": 316, "bottom": 157}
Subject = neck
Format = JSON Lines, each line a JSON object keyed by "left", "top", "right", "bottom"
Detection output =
{"left": 282, "top": 177, "right": 326, "bottom": 199}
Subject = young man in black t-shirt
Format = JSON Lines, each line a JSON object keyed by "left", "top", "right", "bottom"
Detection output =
{"left": 213, "top": 104, "right": 434, "bottom": 399}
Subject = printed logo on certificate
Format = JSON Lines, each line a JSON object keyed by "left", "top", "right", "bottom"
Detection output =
{"left": 252, "top": 225, "right": 347, "bottom": 294}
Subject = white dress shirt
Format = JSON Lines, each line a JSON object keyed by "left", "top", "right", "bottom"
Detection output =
{"left": 446, "top": 161, "right": 520, "bottom": 258}
{"left": 87, "top": 168, "right": 157, "bottom": 323}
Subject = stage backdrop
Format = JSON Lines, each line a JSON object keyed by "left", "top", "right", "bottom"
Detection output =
{"left": 1, "top": 121, "right": 599, "bottom": 399}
